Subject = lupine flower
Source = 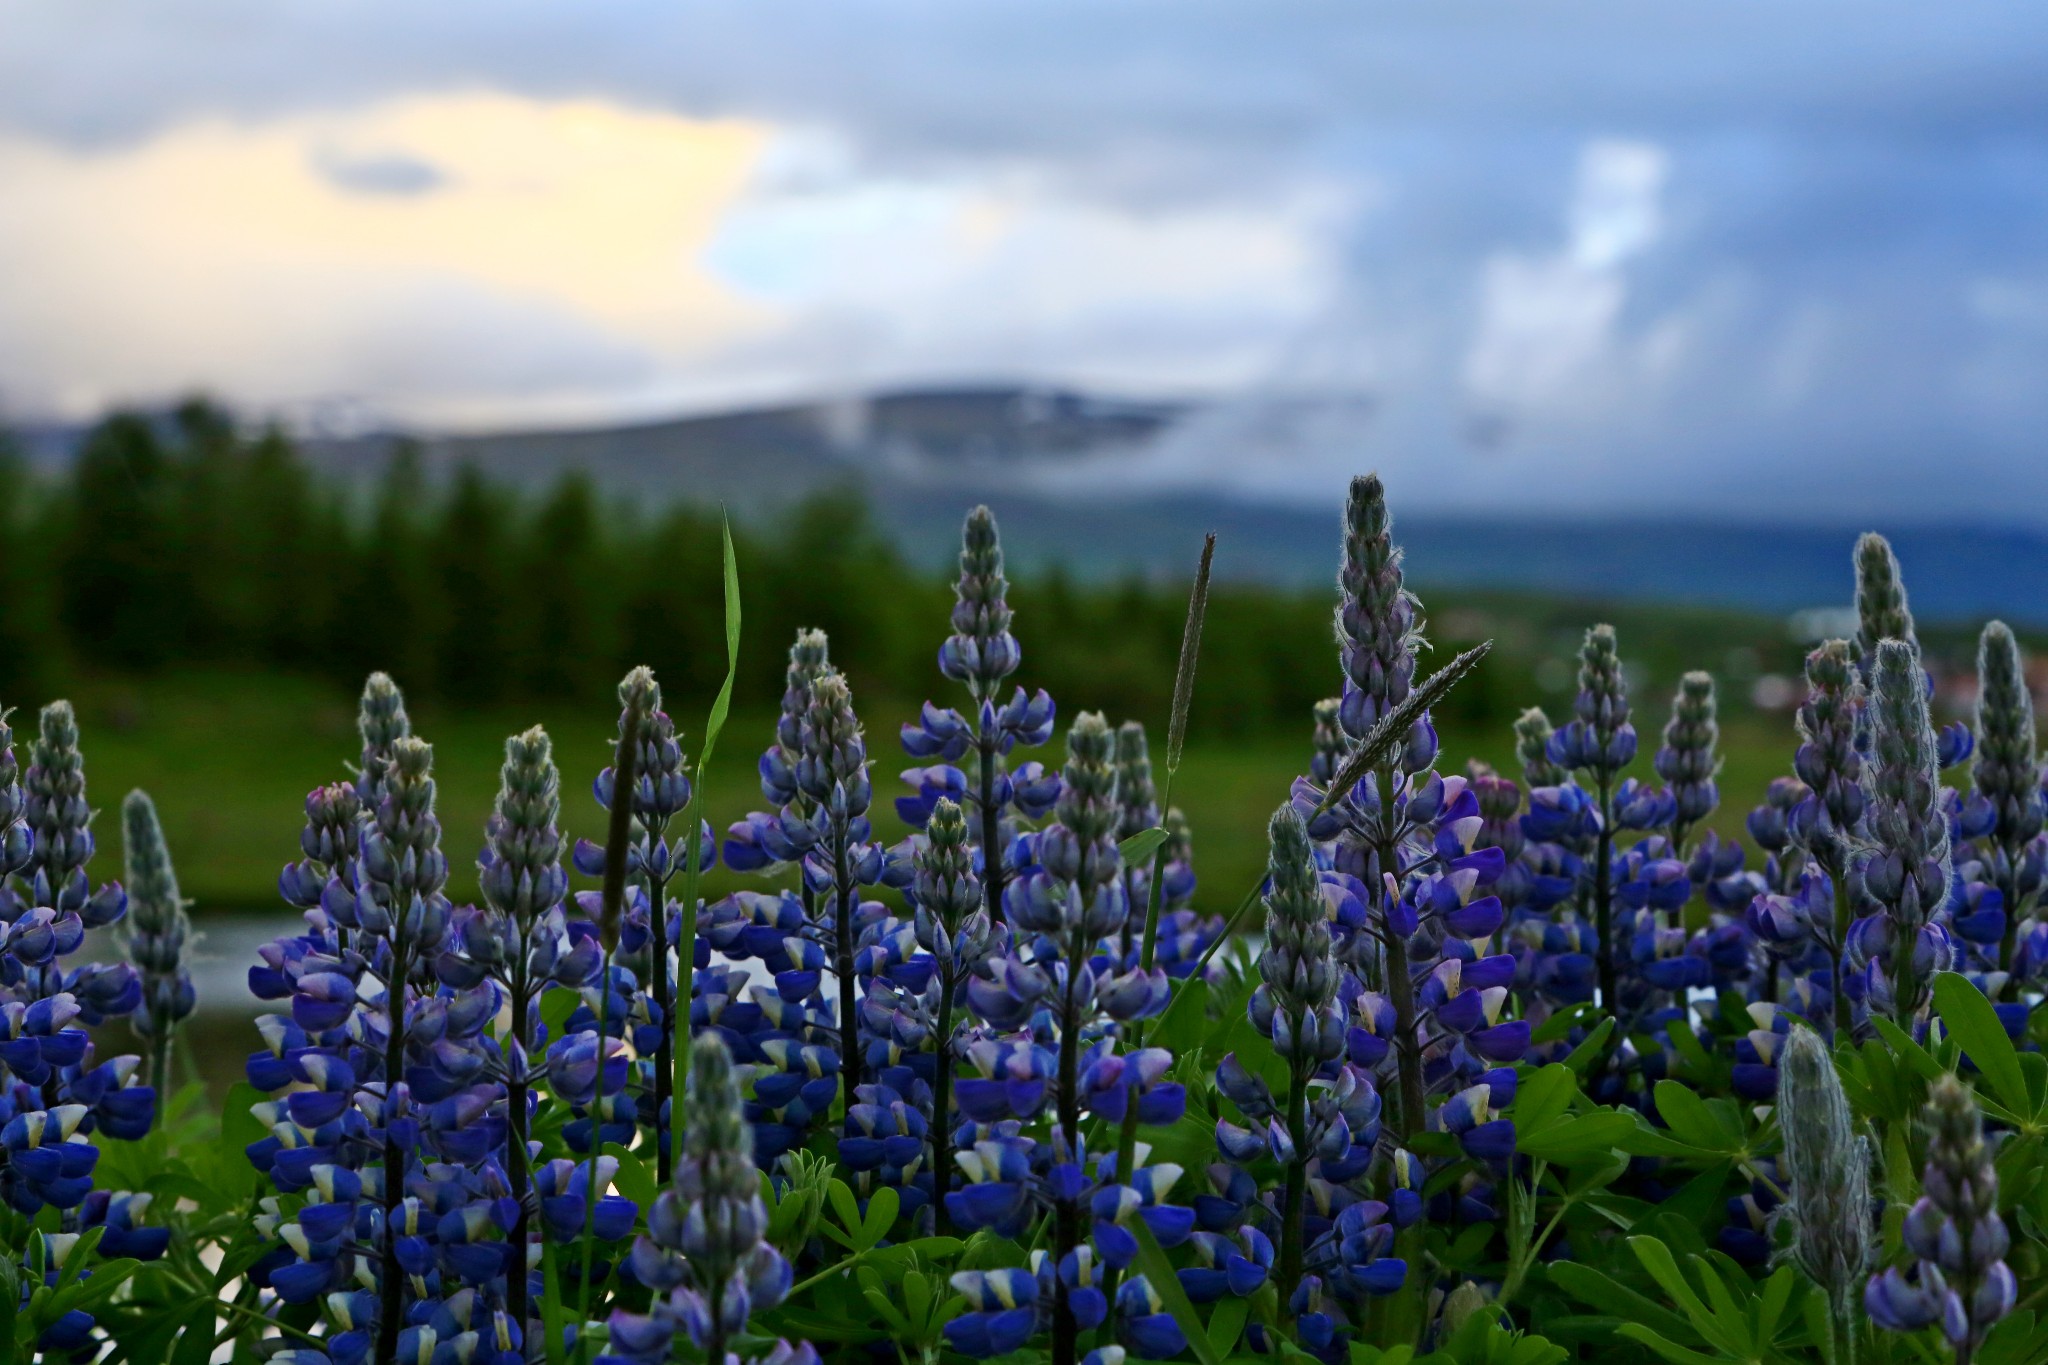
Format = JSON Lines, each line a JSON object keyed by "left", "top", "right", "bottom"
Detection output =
{"left": 1866, "top": 1073, "right": 2014, "bottom": 1355}
{"left": 964, "top": 712, "right": 1192, "bottom": 1365}
{"left": 436, "top": 724, "right": 597, "bottom": 1348}
{"left": 573, "top": 667, "right": 712, "bottom": 1176}
{"left": 1250, "top": 805, "right": 1346, "bottom": 1302}
{"left": 899, "top": 507, "right": 1059, "bottom": 927}
{"left": 1335, "top": 475, "right": 1434, "bottom": 767}
{"left": 1546, "top": 626, "right": 1637, "bottom": 1011}
{"left": 607, "top": 1035, "right": 800, "bottom": 1365}
{"left": 898, "top": 795, "right": 991, "bottom": 1234}
{"left": 724, "top": 629, "right": 831, "bottom": 875}
{"left": 1849, "top": 640, "right": 1954, "bottom": 1024}
{"left": 0, "top": 706, "right": 157, "bottom": 1360}
{"left": 1654, "top": 672, "right": 1721, "bottom": 852}
{"left": 1775, "top": 1026, "right": 1873, "bottom": 1330}
{"left": 120, "top": 790, "right": 195, "bottom": 1109}
{"left": 798, "top": 670, "right": 882, "bottom": 1118}
{"left": 1972, "top": 622, "right": 2043, "bottom": 974}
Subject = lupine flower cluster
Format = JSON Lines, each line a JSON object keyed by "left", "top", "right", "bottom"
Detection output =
{"left": 1866, "top": 1074, "right": 2015, "bottom": 1359}
{"left": 98, "top": 476, "right": 2048, "bottom": 1365}
{"left": 0, "top": 702, "right": 162, "bottom": 1359}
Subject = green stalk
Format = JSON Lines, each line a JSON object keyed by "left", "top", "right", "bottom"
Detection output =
{"left": 577, "top": 691, "right": 643, "bottom": 1364}
{"left": 1275, "top": 1059, "right": 1310, "bottom": 1311}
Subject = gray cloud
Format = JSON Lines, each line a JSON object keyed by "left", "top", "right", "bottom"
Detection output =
{"left": 1, "top": 1, "right": 2046, "bottom": 519}
{"left": 309, "top": 146, "right": 446, "bottom": 196}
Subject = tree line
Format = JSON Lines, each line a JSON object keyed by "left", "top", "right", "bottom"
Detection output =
{"left": 1, "top": 399, "right": 1491, "bottom": 740}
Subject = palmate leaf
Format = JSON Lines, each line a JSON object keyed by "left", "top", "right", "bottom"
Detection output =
{"left": 1311, "top": 640, "right": 1494, "bottom": 816}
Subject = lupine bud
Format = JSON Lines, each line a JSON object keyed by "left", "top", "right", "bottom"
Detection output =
{"left": 355, "top": 671, "right": 412, "bottom": 807}
{"left": 1857, "top": 639, "right": 1952, "bottom": 1021}
{"left": 1310, "top": 698, "right": 1345, "bottom": 786}
{"left": 1792, "top": 641, "right": 1866, "bottom": 879}
{"left": 1550, "top": 626, "right": 1635, "bottom": 777}
{"left": 1655, "top": 672, "right": 1721, "bottom": 845}
{"left": 25, "top": 701, "right": 93, "bottom": 902}
{"left": 778, "top": 629, "right": 832, "bottom": 779}
{"left": 942, "top": 506, "right": 1023, "bottom": 700}
{"left": 479, "top": 727, "right": 568, "bottom": 926}
{"left": 1257, "top": 807, "right": 1341, "bottom": 1069}
{"left": 1854, "top": 532, "right": 1916, "bottom": 666}
{"left": 1775, "top": 1028, "right": 1872, "bottom": 1320}
{"left": 120, "top": 791, "right": 195, "bottom": 1057}
{"left": 1114, "top": 722, "right": 1160, "bottom": 842}
{"left": 1974, "top": 622, "right": 2043, "bottom": 861}
{"left": 799, "top": 673, "right": 872, "bottom": 824}
{"left": 1867, "top": 1073, "right": 2015, "bottom": 1352}
{"left": 1336, "top": 474, "right": 1432, "bottom": 769}
{"left": 1514, "top": 707, "right": 1567, "bottom": 788}
{"left": 913, "top": 797, "right": 985, "bottom": 967}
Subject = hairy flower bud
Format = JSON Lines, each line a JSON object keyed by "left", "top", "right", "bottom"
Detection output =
{"left": 355, "top": 671, "right": 412, "bottom": 808}
{"left": 1792, "top": 640, "right": 1866, "bottom": 880}
{"left": 1975, "top": 622, "right": 2043, "bottom": 858}
{"left": 1857, "top": 640, "right": 1951, "bottom": 1021}
{"left": 1514, "top": 707, "right": 1567, "bottom": 788}
{"left": 1776, "top": 1028, "right": 1873, "bottom": 1319}
{"left": 120, "top": 791, "right": 195, "bottom": 1051}
{"left": 1854, "top": 532, "right": 1916, "bottom": 667}
{"left": 25, "top": 701, "right": 93, "bottom": 898}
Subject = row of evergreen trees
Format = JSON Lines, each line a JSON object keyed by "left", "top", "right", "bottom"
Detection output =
{"left": 3, "top": 399, "right": 1446, "bottom": 738}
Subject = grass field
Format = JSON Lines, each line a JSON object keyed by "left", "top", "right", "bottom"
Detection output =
{"left": 57, "top": 666, "right": 1804, "bottom": 922}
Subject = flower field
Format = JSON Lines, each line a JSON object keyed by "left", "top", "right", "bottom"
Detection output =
{"left": 3, "top": 473, "right": 2043, "bottom": 1365}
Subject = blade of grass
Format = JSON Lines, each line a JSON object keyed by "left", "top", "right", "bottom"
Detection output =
{"left": 673, "top": 513, "right": 743, "bottom": 1174}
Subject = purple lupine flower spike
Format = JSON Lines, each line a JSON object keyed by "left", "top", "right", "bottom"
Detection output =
{"left": 119, "top": 790, "right": 194, "bottom": 1110}
{"left": 1973, "top": 622, "right": 2042, "bottom": 974}
{"left": 902, "top": 507, "right": 1058, "bottom": 931}
{"left": 1866, "top": 1073, "right": 2014, "bottom": 1353}
{"left": 605, "top": 1035, "right": 796, "bottom": 1365}
{"left": 0, "top": 703, "right": 160, "bottom": 1358}
{"left": 1548, "top": 625, "right": 1635, "bottom": 1011}
{"left": 1849, "top": 640, "right": 1953, "bottom": 1026}
{"left": 1654, "top": 672, "right": 1721, "bottom": 855}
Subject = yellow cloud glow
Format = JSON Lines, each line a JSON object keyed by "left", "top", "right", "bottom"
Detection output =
{"left": 0, "top": 93, "right": 775, "bottom": 420}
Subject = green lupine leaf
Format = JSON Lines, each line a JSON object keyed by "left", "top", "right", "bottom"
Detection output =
{"left": 1933, "top": 971, "right": 2030, "bottom": 1116}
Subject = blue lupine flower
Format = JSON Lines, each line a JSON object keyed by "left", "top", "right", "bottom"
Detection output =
{"left": 1867, "top": 1074, "right": 2014, "bottom": 1354}
{"left": 576, "top": 669, "right": 714, "bottom": 1174}
{"left": 607, "top": 1036, "right": 797, "bottom": 1365}
{"left": 899, "top": 507, "right": 1058, "bottom": 937}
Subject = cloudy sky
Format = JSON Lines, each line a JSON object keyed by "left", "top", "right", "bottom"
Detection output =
{"left": 2, "top": 2, "right": 2045, "bottom": 517}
